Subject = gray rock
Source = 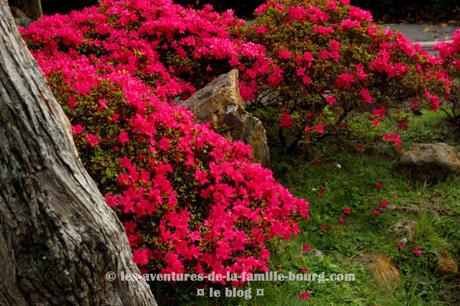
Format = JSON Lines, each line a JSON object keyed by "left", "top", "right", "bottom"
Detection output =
{"left": 397, "top": 143, "right": 460, "bottom": 178}
{"left": 388, "top": 220, "right": 416, "bottom": 242}
{"left": 183, "top": 70, "right": 270, "bottom": 166}
{"left": 311, "top": 248, "right": 325, "bottom": 260}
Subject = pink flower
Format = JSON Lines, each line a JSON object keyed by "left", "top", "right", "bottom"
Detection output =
{"left": 280, "top": 111, "right": 294, "bottom": 128}
{"left": 342, "top": 207, "right": 352, "bottom": 215}
{"left": 85, "top": 133, "right": 99, "bottom": 147}
{"left": 335, "top": 73, "right": 355, "bottom": 89}
{"left": 325, "top": 95, "right": 336, "bottom": 105}
{"left": 340, "top": 19, "right": 361, "bottom": 31}
{"left": 255, "top": 25, "right": 267, "bottom": 34}
{"left": 359, "top": 89, "right": 373, "bottom": 104}
{"left": 303, "top": 51, "right": 313, "bottom": 62}
{"left": 320, "top": 225, "right": 330, "bottom": 231}
{"left": 384, "top": 133, "right": 402, "bottom": 147}
{"left": 316, "top": 123, "right": 325, "bottom": 134}
{"left": 278, "top": 50, "right": 292, "bottom": 60}
{"left": 288, "top": 6, "right": 308, "bottom": 21}
{"left": 426, "top": 93, "right": 440, "bottom": 111}
{"left": 133, "top": 248, "right": 150, "bottom": 266}
{"left": 326, "top": 1, "right": 338, "bottom": 10}
{"left": 119, "top": 131, "right": 130, "bottom": 144}
{"left": 372, "top": 106, "right": 386, "bottom": 118}
{"left": 371, "top": 209, "right": 381, "bottom": 215}
{"left": 380, "top": 199, "right": 389, "bottom": 208}
{"left": 313, "top": 25, "right": 334, "bottom": 36}
{"left": 375, "top": 181, "right": 383, "bottom": 189}
{"left": 319, "top": 50, "right": 330, "bottom": 59}
{"left": 299, "top": 290, "right": 310, "bottom": 300}
{"left": 349, "top": 7, "right": 373, "bottom": 21}
{"left": 158, "top": 137, "right": 170, "bottom": 151}
{"left": 396, "top": 242, "right": 405, "bottom": 250}
{"left": 413, "top": 247, "right": 422, "bottom": 256}
{"left": 299, "top": 267, "right": 309, "bottom": 273}
{"left": 302, "top": 76, "right": 312, "bottom": 85}
{"left": 72, "top": 124, "right": 84, "bottom": 135}
{"left": 303, "top": 244, "right": 312, "bottom": 252}
{"left": 337, "top": 217, "right": 346, "bottom": 224}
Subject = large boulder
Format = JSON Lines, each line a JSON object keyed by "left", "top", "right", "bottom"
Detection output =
{"left": 352, "top": 253, "right": 400, "bottom": 292}
{"left": 183, "top": 70, "right": 270, "bottom": 166}
{"left": 397, "top": 143, "right": 460, "bottom": 178}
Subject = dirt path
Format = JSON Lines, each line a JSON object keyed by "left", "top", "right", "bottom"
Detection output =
{"left": 380, "top": 23, "right": 457, "bottom": 42}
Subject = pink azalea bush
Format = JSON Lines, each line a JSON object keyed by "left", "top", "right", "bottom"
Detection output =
{"left": 435, "top": 29, "right": 460, "bottom": 127}
{"left": 244, "top": 0, "right": 449, "bottom": 151}
{"left": 22, "top": 0, "right": 309, "bottom": 277}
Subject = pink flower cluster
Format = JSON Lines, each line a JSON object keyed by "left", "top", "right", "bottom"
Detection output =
{"left": 22, "top": 0, "right": 308, "bottom": 278}
{"left": 435, "top": 29, "right": 460, "bottom": 123}
{"left": 247, "top": 0, "right": 449, "bottom": 149}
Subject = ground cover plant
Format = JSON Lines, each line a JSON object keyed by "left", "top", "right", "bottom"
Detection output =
{"left": 248, "top": 111, "right": 460, "bottom": 305}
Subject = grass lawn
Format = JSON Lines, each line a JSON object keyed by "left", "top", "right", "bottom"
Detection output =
{"left": 165, "top": 111, "right": 460, "bottom": 306}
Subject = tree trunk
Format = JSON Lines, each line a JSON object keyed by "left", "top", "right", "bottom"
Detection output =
{"left": 9, "top": 0, "right": 42, "bottom": 20}
{"left": 0, "top": 1, "right": 157, "bottom": 305}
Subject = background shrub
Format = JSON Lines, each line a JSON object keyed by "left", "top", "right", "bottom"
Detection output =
{"left": 243, "top": 0, "right": 448, "bottom": 152}
{"left": 436, "top": 29, "right": 460, "bottom": 129}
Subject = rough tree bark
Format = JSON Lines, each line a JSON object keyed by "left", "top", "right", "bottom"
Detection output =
{"left": 8, "top": 0, "right": 42, "bottom": 20}
{"left": 0, "top": 1, "right": 157, "bottom": 305}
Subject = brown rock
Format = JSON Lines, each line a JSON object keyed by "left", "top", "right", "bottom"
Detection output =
{"left": 397, "top": 143, "right": 460, "bottom": 178}
{"left": 352, "top": 253, "right": 400, "bottom": 292}
{"left": 183, "top": 70, "right": 270, "bottom": 166}
{"left": 388, "top": 220, "right": 416, "bottom": 241}
{"left": 436, "top": 247, "right": 459, "bottom": 276}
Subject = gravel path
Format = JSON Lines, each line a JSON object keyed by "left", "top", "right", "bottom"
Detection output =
{"left": 380, "top": 23, "right": 457, "bottom": 42}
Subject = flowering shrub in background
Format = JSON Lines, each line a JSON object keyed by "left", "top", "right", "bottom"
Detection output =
{"left": 244, "top": 0, "right": 448, "bottom": 151}
{"left": 22, "top": 0, "right": 309, "bottom": 277}
{"left": 436, "top": 29, "right": 460, "bottom": 128}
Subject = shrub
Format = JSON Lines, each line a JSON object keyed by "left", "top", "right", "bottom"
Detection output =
{"left": 244, "top": 0, "right": 448, "bottom": 152}
{"left": 435, "top": 29, "right": 460, "bottom": 129}
{"left": 22, "top": 0, "right": 308, "bottom": 277}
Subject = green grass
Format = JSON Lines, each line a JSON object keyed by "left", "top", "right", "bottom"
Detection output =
{"left": 174, "top": 111, "right": 460, "bottom": 306}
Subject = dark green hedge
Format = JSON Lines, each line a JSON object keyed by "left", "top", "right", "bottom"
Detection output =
{"left": 174, "top": 0, "right": 263, "bottom": 18}
{"left": 351, "top": 0, "right": 459, "bottom": 22}
{"left": 41, "top": 0, "right": 97, "bottom": 15}
{"left": 38, "top": 0, "right": 458, "bottom": 22}
{"left": 176, "top": 0, "right": 458, "bottom": 22}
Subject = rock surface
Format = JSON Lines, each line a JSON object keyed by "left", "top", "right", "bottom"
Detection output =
{"left": 436, "top": 247, "right": 459, "bottom": 276}
{"left": 183, "top": 70, "right": 270, "bottom": 166}
{"left": 397, "top": 143, "right": 460, "bottom": 178}
{"left": 388, "top": 220, "right": 417, "bottom": 242}
{"left": 352, "top": 253, "right": 400, "bottom": 292}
